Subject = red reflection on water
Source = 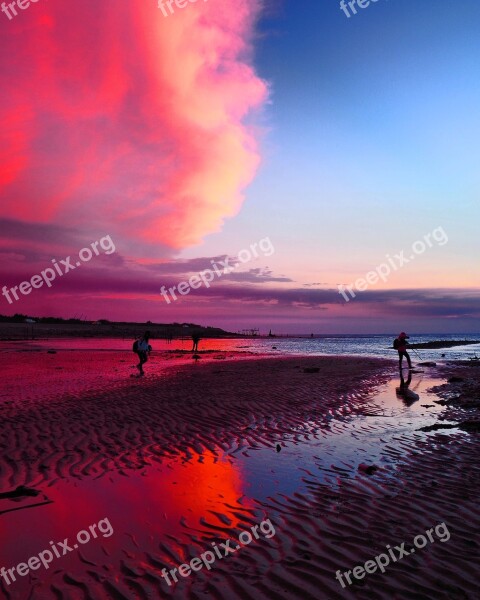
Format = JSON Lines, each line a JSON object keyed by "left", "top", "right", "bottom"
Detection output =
{"left": 0, "top": 451, "right": 249, "bottom": 597}
{"left": 0, "top": 337, "right": 252, "bottom": 352}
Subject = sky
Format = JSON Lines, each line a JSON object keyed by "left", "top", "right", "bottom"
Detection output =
{"left": 0, "top": 0, "right": 479, "bottom": 334}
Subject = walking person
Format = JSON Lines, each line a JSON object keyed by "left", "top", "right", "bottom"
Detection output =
{"left": 191, "top": 332, "right": 201, "bottom": 353}
{"left": 134, "top": 331, "right": 152, "bottom": 376}
{"left": 394, "top": 331, "right": 412, "bottom": 370}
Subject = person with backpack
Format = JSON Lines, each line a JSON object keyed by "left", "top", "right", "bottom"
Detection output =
{"left": 394, "top": 331, "right": 412, "bottom": 370}
{"left": 133, "top": 331, "right": 152, "bottom": 376}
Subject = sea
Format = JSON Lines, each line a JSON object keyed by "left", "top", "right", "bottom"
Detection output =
{"left": 6, "top": 333, "right": 480, "bottom": 362}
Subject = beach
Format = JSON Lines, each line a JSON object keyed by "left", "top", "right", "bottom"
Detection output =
{"left": 0, "top": 347, "right": 479, "bottom": 599}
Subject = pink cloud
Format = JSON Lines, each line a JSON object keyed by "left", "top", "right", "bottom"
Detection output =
{"left": 0, "top": 0, "right": 268, "bottom": 249}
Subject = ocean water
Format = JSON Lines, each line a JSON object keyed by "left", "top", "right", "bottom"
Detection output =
{"left": 3, "top": 333, "right": 480, "bottom": 362}
{"left": 241, "top": 333, "right": 480, "bottom": 362}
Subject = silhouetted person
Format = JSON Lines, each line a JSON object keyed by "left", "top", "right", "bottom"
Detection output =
{"left": 191, "top": 332, "right": 201, "bottom": 353}
{"left": 395, "top": 331, "right": 412, "bottom": 370}
{"left": 135, "top": 331, "right": 152, "bottom": 376}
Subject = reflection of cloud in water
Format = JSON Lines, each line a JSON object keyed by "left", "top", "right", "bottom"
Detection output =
{"left": 0, "top": 451, "right": 251, "bottom": 596}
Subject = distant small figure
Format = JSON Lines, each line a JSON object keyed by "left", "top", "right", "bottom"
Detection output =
{"left": 191, "top": 332, "right": 201, "bottom": 353}
{"left": 134, "top": 331, "right": 152, "bottom": 376}
{"left": 394, "top": 332, "right": 412, "bottom": 370}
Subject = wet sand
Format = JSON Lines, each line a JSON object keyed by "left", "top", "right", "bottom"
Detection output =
{"left": 0, "top": 351, "right": 478, "bottom": 599}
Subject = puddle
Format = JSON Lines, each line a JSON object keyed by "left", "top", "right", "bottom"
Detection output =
{"left": 231, "top": 372, "right": 451, "bottom": 498}
{"left": 0, "top": 371, "right": 456, "bottom": 597}
{"left": 0, "top": 452, "right": 254, "bottom": 598}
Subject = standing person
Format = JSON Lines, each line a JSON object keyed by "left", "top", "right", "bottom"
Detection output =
{"left": 394, "top": 331, "right": 412, "bottom": 370}
{"left": 191, "top": 332, "right": 201, "bottom": 353}
{"left": 135, "top": 331, "right": 152, "bottom": 376}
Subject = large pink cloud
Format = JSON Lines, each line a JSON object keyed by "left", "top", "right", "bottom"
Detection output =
{"left": 0, "top": 0, "right": 267, "bottom": 249}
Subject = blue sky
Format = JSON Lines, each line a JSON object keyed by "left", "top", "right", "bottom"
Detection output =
{"left": 185, "top": 0, "right": 480, "bottom": 279}
{"left": 176, "top": 0, "right": 480, "bottom": 332}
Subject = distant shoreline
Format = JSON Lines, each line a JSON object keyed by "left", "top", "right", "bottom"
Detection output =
{"left": 0, "top": 321, "right": 239, "bottom": 341}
